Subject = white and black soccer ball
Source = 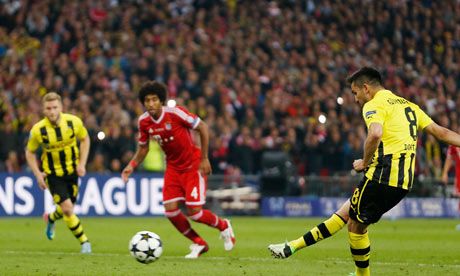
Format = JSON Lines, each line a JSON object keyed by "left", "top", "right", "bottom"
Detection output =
{"left": 129, "top": 231, "right": 163, "bottom": 264}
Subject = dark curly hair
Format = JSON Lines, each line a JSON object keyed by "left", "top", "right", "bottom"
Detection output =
{"left": 346, "top": 67, "right": 382, "bottom": 87}
{"left": 138, "top": 81, "right": 167, "bottom": 104}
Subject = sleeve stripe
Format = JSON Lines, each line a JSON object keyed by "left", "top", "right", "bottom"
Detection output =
{"left": 166, "top": 106, "right": 200, "bottom": 127}
{"left": 192, "top": 117, "right": 201, "bottom": 129}
{"left": 167, "top": 107, "right": 189, "bottom": 120}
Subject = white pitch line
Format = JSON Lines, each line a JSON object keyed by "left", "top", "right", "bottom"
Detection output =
{"left": 3, "top": 251, "right": 460, "bottom": 268}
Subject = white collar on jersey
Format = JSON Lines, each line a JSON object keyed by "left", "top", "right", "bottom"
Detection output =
{"left": 150, "top": 107, "right": 165, "bottom": 124}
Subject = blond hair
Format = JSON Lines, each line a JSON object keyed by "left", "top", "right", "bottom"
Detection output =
{"left": 42, "top": 92, "right": 62, "bottom": 103}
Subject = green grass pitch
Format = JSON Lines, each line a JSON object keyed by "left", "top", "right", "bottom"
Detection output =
{"left": 0, "top": 217, "right": 459, "bottom": 275}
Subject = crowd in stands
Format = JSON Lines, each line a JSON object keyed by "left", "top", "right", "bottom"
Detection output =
{"left": 1, "top": 0, "right": 459, "bottom": 180}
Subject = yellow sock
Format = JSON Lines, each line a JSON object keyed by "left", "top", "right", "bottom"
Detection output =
{"left": 49, "top": 205, "right": 63, "bottom": 222}
{"left": 288, "top": 213, "right": 346, "bottom": 252}
{"left": 289, "top": 237, "right": 306, "bottom": 251}
{"left": 349, "top": 231, "right": 370, "bottom": 276}
{"left": 63, "top": 214, "right": 88, "bottom": 244}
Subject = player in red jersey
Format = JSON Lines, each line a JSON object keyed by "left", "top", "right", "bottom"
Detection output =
{"left": 442, "top": 145, "right": 460, "bottom": 197}
{"left": 121, "top": 81, "right": 235, "bottom": 258}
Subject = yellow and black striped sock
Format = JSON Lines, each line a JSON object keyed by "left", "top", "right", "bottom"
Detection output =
{"left": 63, "top": 214, "right": 89, "bottom": 244}
{"left": 288, "top": 213, "right": 346, "bottom": 252}
{"left": 49, "top": 205, "right": 63, "bottom": 223}
{"left": 349, "top": 231, "right": 370, "bottom": 276}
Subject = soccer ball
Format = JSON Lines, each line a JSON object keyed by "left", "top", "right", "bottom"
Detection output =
{"left": 129, "top": 231, "right": 163, "bottom": 264}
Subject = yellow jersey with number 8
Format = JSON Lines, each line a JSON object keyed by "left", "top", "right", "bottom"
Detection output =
{"left": 362, "top": 90, "right": 433, "bottom": 190}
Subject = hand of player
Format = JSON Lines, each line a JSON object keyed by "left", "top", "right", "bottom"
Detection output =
{"left": 441, "top": 173, "right": 448, "bottom": 185}
{"left": 121, "top": 165, "right": 133, "bottom": 183}
{"left": 199, "top": 158, "right": 212, "bottom": 175}
{"left": 35, "top": 172, "right": 48, "bottom": 190}
{"left": 353, "top": 159, "right": 366, "bottom": 173}
{"left": 76, "top": 163, "right": 86, "bottom": 177}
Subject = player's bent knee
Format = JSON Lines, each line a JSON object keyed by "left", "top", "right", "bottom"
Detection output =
{"left": 60, "top": 199, "right": 74, "bottom": 216}
{"left": 186, "top": 208, "right": 203, "bottom": 221}
{"left": 61, "top": 207, "right": 73, "bottom": 217}
{"left": 348, "top": 218, "right": 368, "bottom": 234}
{"left": 164, "top": 201, "right": 180, "bottom": 211}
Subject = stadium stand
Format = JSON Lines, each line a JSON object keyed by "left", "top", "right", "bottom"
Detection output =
{"left": 1, "top": 0, "right": 459, "bottom": 195}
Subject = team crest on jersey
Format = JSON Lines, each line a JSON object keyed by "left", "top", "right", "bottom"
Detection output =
{"left": 149, "top": 129, "right": 153, "bottom": 134}
{"left": 365, "top": 110, "right": 376, "bottom": 119}
{"left": 165, "top": 122, "right": 171, "bottom": 130}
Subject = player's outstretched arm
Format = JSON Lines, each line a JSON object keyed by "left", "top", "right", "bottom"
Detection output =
{"left": 424, "top": 122, "right": 460, "bottom": 147}
{"left": 122, "top": 144, "right": 149, "bottom": 182}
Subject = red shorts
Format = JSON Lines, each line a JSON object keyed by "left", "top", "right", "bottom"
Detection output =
{"left": 162, "top": 167, "right": 207, "bottom": 206}
{"left": 455, "top": 178, "right": 460, "bottom": 196}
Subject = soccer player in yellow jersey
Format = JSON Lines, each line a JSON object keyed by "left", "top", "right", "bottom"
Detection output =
{"left": 268, "top": 67, "right": 460, "bottom": 275}
{"left": 25, "top": 92, "right": 91, "bottom": 254}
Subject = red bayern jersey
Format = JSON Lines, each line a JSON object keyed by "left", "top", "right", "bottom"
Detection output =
{"left": 447, "top": 145, "right": 460, "bottom": 180}
{"left": 138, "top": 106, "right": 201, "bottom": 171}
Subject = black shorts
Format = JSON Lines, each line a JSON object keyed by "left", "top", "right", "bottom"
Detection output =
{"left": 349, "top": 177, "right": 408, "bottom": 225}
{"left": 46, "top": 174, "right": 79, "bottom": 204}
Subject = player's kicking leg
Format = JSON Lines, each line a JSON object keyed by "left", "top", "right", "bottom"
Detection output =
{"left": 268, "top": 200, "right": 350, "bottom": 258}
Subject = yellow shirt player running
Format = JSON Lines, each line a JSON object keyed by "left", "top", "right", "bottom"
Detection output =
{"left": 25, "top": 92, "right": 91, "bottom": 254}
{"left": 268, "top": 67, "right": 460, "bottom": 276}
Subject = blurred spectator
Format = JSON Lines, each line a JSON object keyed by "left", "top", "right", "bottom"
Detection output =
{"left": 109, "top": 159, "right": 122, "bottom": 173}
{"left": 0, "top": 0, "right": 459, "bottom": 178}
{"left": 229, "top": 126, "right": 255, "bottom": 174}
{"left": 322, "top": 125, "right": 345, "bottom": 174}
{"left": 0, "top": 123, "right": 18, "bottom": 162}
{"left": 343, "top": 132, "right": 364, "bottom": 171}
{"left": 88, "top": 152, "right": 108, "bottom": 174}
{"left": 4, "top": 151, "right": 22, "bottom": 173}
{"left": 424, "top": 134, "right": 443, "bottom": 177}
{"left": 303, "top": 128, "right": 325, "bottom": 175}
